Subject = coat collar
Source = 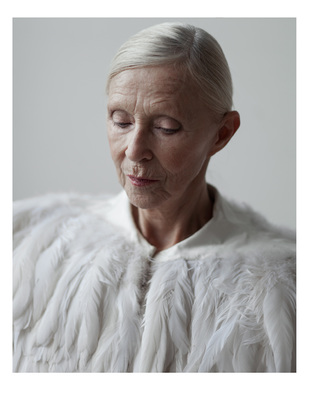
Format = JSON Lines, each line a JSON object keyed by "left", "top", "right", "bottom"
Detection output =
{"left": 100, "top": 184, "right": 250, "bottom": 261}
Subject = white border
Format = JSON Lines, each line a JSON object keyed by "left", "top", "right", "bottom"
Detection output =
{"left": 2, "top": 1, "right": 309, "bottom": 398}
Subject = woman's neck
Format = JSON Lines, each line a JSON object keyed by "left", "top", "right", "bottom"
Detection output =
{"left": 132, "top": 184, "right": 214, "bottom": 252}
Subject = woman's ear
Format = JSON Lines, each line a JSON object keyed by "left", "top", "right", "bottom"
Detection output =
{"left": 209, "top": 111, "right": 240, "bottom": 157}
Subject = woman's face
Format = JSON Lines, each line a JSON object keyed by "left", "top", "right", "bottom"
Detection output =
{"left": 107, "top": 65, "right": 221, "bottom": 210}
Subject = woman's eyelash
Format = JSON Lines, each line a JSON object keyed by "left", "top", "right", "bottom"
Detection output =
{"left": 113, "top": 122, "right": 131, "bottom": 128}
{"left": 155, "top": 127, "right": 179, "bottom": 134}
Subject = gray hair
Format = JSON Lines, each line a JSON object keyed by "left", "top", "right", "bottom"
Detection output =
{"left": 106, "top": 22, "right": 233, "bottom": 118}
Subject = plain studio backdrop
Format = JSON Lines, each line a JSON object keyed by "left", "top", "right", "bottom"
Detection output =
{"left": 13, "top": 18, "right": 296, "bottom": 230}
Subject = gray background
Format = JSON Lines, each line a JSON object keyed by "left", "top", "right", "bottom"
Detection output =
{"left": 13, "top": 18, "right": 296, "bottom": 229}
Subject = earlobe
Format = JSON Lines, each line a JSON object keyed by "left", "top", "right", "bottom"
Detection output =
{"left": 209, "top": 111, "right": 240, "bottom": 157}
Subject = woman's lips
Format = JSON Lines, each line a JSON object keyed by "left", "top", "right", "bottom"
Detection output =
{"left": 127, "top": 175, "right": 159, "bottom": 187}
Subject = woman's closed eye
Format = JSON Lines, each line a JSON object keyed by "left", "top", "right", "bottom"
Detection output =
{"left": 154, "top": 126, "right": 180, "bottom": 135}
{"left": 113, "top": 121, "right": 132, "bottom": 129}
{"left": 153, "top": 116, "right": 181, "bottom": 135}
{"left": 111, "top": 110, "right": 133, "bottom": 130}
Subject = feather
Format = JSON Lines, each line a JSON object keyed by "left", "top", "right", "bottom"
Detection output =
{"left": 13, "top": 214, "right": 67, "bottom": 329}
{"left": 168, "top": 259, "right": 193, "bottom": 358}
{"left": 184, "top": 259, "right": 222, "bottom": 371}
{"left": 76, "top": 262, "right": 106, "bottom": 369}
{"left": 198, "top": 312, "right": 240, "bottom": 372}
{"left": 73, "top": 236, "right": 130, "bottom": 371}
{"left": 139, "top": 259, "right": 193, "bottom": 372}
{"left": 111, "top": 254, "right": 146, "bottom": 371}
{"left": 138, "top": 261, "right": 175, "bottom": 372}
{"left": 32, "top": 225, "right": 74, "bottom": 323}
{"left": 263, "top": 282, "right": 296, "bottom": 372}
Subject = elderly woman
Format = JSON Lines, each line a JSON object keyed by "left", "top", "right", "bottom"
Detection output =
{"left": 13, "top": 22, "right": 295, "bottom": 372}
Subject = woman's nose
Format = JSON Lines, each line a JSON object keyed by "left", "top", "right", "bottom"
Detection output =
{"left": 125, "top": 127, "right": 153, "bottom": 162}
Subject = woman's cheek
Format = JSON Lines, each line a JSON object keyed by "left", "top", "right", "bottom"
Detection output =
{"left": 109, "top": 136, "right": 125, "bottom": 163}
{"left": 166, "top": 145, "right": 195, "bottom": 171}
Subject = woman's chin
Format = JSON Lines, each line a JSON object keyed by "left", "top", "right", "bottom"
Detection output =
{"left": 126, "top": 193, "right": 160, "bottom": 210}
{"left": 125, "top": 187, "right": 170, "bottom": 210}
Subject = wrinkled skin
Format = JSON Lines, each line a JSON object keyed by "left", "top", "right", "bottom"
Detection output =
{"left": 107, "top": 65, "right": 240, "bottom": 249}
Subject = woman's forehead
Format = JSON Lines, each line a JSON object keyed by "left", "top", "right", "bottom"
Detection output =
{"left": 108, "top": 66, "right": 191, "bottom": 94}
{"left": 107, "top": 66, "right": 200, "bottom": 111}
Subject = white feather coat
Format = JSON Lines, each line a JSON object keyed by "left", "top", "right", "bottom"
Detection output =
{"left": 13, "top": 186, "right": 296, "bottom": 372}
